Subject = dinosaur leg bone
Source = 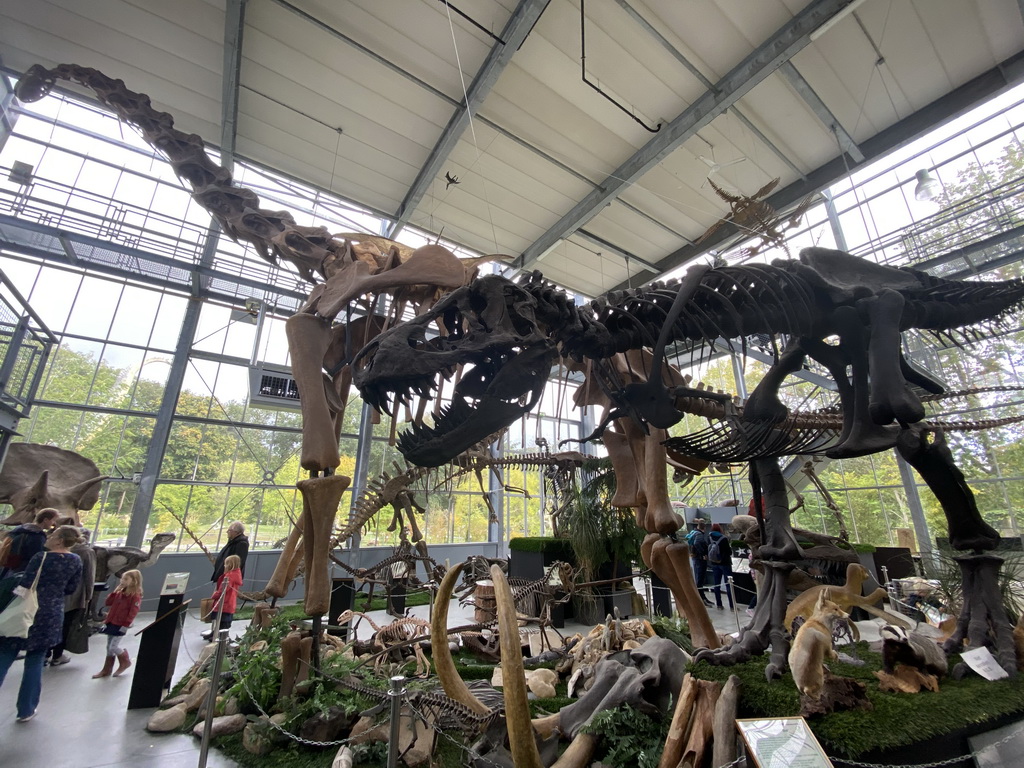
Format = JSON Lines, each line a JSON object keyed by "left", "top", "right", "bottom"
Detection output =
{"left": 861, "top": 289, "right": 926, "bottom": 425}
{"left": 297, "top": 474, "right": 350, "bottom": 616}
{"left": 286, "top": 313, "right": 341, "bottom": 472}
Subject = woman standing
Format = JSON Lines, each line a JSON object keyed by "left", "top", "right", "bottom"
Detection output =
{"left": 0, "top": 525, "right": 82, "bottom": 722}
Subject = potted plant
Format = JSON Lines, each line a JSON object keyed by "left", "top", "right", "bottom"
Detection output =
{"left": 560, "top": 458, "right": 645, "bottom": 623}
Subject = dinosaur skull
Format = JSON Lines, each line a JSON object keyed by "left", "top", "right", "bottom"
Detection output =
{"left": 353, "top": 275, "right": 557, "bottom": 467}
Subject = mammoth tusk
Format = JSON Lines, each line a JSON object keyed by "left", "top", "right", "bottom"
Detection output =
{"left": 551, "top": 732, "right": 599, "bottom": 768}
{"left": 491, "top": 564, "right": 544, "bottom": 768}
{"left": 431, "top": 562, "right": 490, "bottom": 715}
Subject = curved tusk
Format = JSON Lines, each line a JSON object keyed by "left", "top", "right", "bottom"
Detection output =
{"left": 491, "top": 564, "right": 544, "bottom": 768}
{"left": 432, "top": 562, "right": 490, "bottom": 715}
{"left": 551, "top": 732, "right": 599, "bottom": 768}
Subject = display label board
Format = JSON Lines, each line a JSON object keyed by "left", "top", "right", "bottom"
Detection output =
{"left": 737, "top": 717, "right": 834, "bottom": 768}
{"left": 161, "top": 572, "right": 190, "bottom": 595}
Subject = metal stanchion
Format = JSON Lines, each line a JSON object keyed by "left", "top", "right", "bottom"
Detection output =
{"left": 727, "top": 577, "right": 742, "bottom": 634}
{"left": 386, "top": 675, "right": 408, "bottom": 768}
{"left": 198, "top": 628, "right": 230, "bottom": 768}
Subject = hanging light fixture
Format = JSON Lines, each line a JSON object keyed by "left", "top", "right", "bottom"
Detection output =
{"left": 913, "top": 169, "right": 942, "bottom": 201}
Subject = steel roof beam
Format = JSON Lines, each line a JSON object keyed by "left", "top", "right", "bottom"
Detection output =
{"left": 387, "top": 0, "right": 549, "bottom": 239}
{"left": 614, "top": 0, "right": 805, "bottom": 179}
{"left": 516, "top": 0, "right": 852, "bottom": 270}
{"left": 778, "top": 61, "right": 863, "bottom": 163}
{"left": 220, "top": 0, "right": 246, "bottom": 171}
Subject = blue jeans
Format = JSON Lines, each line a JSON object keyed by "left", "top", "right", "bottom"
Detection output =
{"left": 0, "top": 646, "right": 46, "bottom": 718}
{"left": 691, "top": 558, "right": 710, "bottom": 601}
{"left": 711, "top": 566, "right": 734, "bottom": 609}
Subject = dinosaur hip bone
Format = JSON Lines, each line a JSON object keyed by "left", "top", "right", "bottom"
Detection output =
{"left": 297, "top": 474, "right": 351, "bottom": 616}
{"left": 490, "top": 564, "right": 544, "bottom": 768}
{"left": 265, "top": 515, "right": 306, "bottom": 599}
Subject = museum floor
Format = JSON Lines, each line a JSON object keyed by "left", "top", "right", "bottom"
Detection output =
{"left": 0, "top": 592, "right": 888, "bottom": 767}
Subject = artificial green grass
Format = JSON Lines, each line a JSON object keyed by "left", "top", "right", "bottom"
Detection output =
{"left": 689, "top": 644, "right": 1024, "bottom": 758}
{"left": 234, "top": 590, "right": 432, "bottom": 620}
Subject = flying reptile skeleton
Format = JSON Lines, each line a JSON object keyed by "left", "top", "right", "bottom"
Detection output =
{"left": 353, "top": 250, "right": 1024, "bottom": 690}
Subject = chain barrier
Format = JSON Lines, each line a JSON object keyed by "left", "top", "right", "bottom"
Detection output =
{"left": 403, "top": 698, "right": 510, "bottom": 768}
{"left": 229, "top": 649, "right": 359, "bottom": 748}
{"left": 828, "top": 728, "right": 1020, "bottom": 768}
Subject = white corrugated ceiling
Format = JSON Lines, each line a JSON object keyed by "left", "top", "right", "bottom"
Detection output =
{"left": 2, "top": 0, "right": 1023, "bottom": 297}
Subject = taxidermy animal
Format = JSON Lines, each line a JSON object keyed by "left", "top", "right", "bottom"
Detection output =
{"left": 785, "top": 562, "right": 911, "bottom": 638}
{"left": 93, "top": 532, "right": 176, "bottom": 582}
{"left": 0, "top": 443, "right": 106, "bottom": 525}
{"left": 880, "top": 624, "right": 948, "bottom": 678}
{"left": 788, "top": 591, "right": 848, "bottom": 700}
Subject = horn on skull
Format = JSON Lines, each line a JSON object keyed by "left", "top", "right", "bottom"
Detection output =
{"left": 431, "top": 561, "right": 490, "bottom": 715}
{"left": 491, "top": 563, "right": 544, "bottom": 768}
{"left": 28, "top": 471, "right": 49, "bottom": 506}
{"left": 65, "top": 475, "right": 107, "bottom": 509}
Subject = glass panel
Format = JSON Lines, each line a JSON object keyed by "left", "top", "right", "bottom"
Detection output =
{"left": 108, "top": 284, "right": 161, "bottom": 346}
{"left": 39, "top": 338, "right": 105, "bottom": 404}
{"left": 66, "top": 276, "right": 121, "bottom": 339}
{"left": 150, "top": 293, "right": 188, "bottom": 351}
{"left": 26, "top": 266, "right": 81, "bottom": 334}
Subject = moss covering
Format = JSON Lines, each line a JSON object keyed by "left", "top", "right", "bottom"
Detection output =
{"left": 689, "top": 645, "right": 1024, "bottom": 758}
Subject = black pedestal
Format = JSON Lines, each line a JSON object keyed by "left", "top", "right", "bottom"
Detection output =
{"left": 127, "top": 594, "right": 186, "bottom": 710}
{"left": 387, "top": 581, "right": 407, "bottom": 617}
{"left": 650, "top": 573, "right": 674, "bottom": 617}
{"left": 328, "top": 578, "right": 355, "bottom": 639}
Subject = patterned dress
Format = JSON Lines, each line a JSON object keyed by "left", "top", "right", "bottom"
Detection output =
{"left": 4, "top": 551, "right": 82, "bottom": 653}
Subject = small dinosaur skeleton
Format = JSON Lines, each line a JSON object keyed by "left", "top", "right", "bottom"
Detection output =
{"left": 336, "top": 609, "right": 432, "bottom": 678}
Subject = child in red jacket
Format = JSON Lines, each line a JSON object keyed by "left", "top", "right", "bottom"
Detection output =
{"left": 93, "top": 569, "right": 143, "bottom": 678}
{"left": 209, "top": 554, "right": 242, "bottom": 634}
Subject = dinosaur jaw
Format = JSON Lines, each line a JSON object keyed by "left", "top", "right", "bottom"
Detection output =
{"left": 396, "top": 392, "right": 536, "bottom": 467}
{"left": 353, "top": 276, "right": 558, "bottom": 467}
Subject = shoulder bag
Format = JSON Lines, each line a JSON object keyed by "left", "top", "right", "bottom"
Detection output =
{"left": 0, "top": 552, "right": 46, "bottom": 638}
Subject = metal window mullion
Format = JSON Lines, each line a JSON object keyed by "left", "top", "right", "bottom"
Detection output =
{"left": 125, "top": 294, "right": 202, "bottom": 547}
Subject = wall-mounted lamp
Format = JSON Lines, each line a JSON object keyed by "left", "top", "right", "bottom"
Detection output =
{"left": 913, "top": 169, "right": 942, "bottom": 202}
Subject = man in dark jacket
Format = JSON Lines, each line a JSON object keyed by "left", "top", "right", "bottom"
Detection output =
{"left": 685, "top": 518, "right": 713, "bottom": 606}
{"left": 211, "top": 521, "right": 249, "bottom": 582}
{"left": 1, "top": 508, "right": 60, "bottom": 577}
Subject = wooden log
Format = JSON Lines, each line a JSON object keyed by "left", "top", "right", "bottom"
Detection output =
{"left": 679, "top": 679, "right": 722, "bottom": 768}
{"left": 473, "top": 579, "right": 496, "bottom": 623}
{"left": 712, "top": 675, "right": 742, "bottom": 768}
{"left": 658, "top": 673, "right": 697, "bottom": 768}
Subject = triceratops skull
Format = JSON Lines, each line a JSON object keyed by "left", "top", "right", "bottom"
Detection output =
{"left": 354, "top": 275, "right": 557, "bottom": 467}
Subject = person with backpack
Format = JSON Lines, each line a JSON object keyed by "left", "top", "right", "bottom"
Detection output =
{"left": 708, "top": 523, "right": 734, "bottom": 610}
{"left": 0, "top": 509, "right": 61, "bottom": 578}
{"left": 685, "top": 518, "right": 713, "bottom": 607}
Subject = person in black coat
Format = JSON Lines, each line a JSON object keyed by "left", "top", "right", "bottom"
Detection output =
{"left": 211, "top": 521, "right": 249, "bottom": 583}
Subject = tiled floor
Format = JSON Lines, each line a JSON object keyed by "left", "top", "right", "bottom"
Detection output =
{"left": 0, "top": 588, "right": 889, "bottom": 767}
